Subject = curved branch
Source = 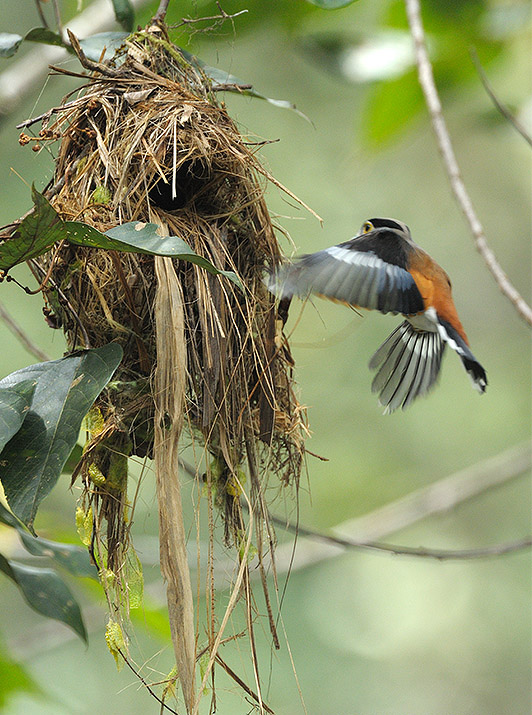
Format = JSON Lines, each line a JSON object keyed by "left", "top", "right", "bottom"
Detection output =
{"left": 260, "top": 441, "right": 532, "bottom": 570}
{"left": 470, "top": 48, "right": 532, "bottom": 148}
{"left": 404, "top": 0, "right": 532, "bottom": 327}
{"left": 275, "top": 520, "right": 532, "bottom": 562}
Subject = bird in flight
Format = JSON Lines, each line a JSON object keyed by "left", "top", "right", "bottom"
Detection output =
{"left": 268, "top": 217, "right": 487, "bottom": 412}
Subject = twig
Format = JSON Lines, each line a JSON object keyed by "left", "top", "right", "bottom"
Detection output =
{"left": 250, "top": 441, "right": 532, "bottom": 570}
{"left": 211, "top": 83, "right": 253, "bottom": 92}
{"left": 274, "top": 519, "right": 532, "bottom": 562}
{"left": 66, "top": 29, "right": 121, "bottom": 77}
{"left": 404, "top": 0, "right": 532, "bottom": 327}
{"left": 470, "top": 48, "right": 532, "bottom": 148}
{"left": 16, "top": 100, "right": 78, "bottom": 130}
{"left": 174, "top": 5, "right": 248, "bottom": 28}
{"left": 0, "top": 300, "right": 50, "bottom": 362}
{"left": 117, "top": 648, "right": 180, "bottom": 715}
{"left": 51, "top": 0, "right": 64, "bottom": 39}
{"left": 152, "top": 0, "right": 171, "bottom": 25}
{"left": 35, "top": 0, "right": 49, "bottom": 29}
{"left": 215, "top": 655, "right": 275, "bottom": 715}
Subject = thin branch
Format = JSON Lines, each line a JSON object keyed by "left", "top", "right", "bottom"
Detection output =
{"left": 215, "top": 655, "right": 275, "bottom": 715}
{"left": 264, "top": 441, "right": 532, "bottom": 570}
{"left": 470, "top": 48, "right": 532, "bottom": 148}
{"left": 152, "top": 0, "right": 171, "bottom": 25}
{"left": 51, "top": 0, "right": 64, "bottom": 39}
{"left": 35, "top": 0, "right": 49, "bottom": 29}
{"left": 16, "top": 100, "right": 78, "bottom": 130}
{"left": 66, "top": 29, "right": 121, "bottom": 77}
{"left": 173, "top": 5, "right": 248, "bottom": 29}
{"left": 0, "top": 300, "right": 50, "bottom": 362}
{"left": 117, "top": 648, "right": 180, "bottom": 715}
{"left": 273, "top": 518, "right": 532, "bottom": 562}
{"left": 404, "top": 0, "right": 532, "bottom": 327}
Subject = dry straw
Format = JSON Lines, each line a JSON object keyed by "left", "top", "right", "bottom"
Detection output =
{"left": 32, "top": 24, "right": 308, "bottom": 711}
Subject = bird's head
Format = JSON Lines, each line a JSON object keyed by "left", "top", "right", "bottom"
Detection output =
{"left": 359, "top": 218, "right": 412, "bottom": 239}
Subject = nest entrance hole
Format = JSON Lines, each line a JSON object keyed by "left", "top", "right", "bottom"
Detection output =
{"left": 148, "top": 159, "right": 220, "bottom": 211}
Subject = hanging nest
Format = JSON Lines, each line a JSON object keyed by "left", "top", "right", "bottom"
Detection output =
{"left": 28, "top": 23, "right": 308, "bottom": 704}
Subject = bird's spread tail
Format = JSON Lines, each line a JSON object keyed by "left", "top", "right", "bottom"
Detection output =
{"left": 369, "top": 321, "right": 446, "bottom": 413}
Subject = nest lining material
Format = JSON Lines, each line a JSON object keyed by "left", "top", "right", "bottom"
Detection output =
{"left": 35, "top": 30, "right": 308, "bottom": 557}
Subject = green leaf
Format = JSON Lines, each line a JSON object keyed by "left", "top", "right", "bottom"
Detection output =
{"left": 111, "top": 0, "right": 135, "bottom": 32}
{"left": 1, "top": 189, "right": 241, "bottom": 289}
{"left": 304, "top": 0, "right": 359, "bottom": 7}
{"left": 0, "top": 553, "right": 87, "bottom": 642}
{"left": 17, "top": 531, "right": 97, "bottom": 579}
{"left": 0, "top": 33, "right": 23, "bottom": 58}
{"left": 65, "top": 220, "right": 243, "bottom": 289}
{"left": 0, "top": 380, "right": 36, "bottom": 453}
{"left": 24, "top": 27, "right": 65, "bottom": 49}
{"left": 362, "top": 70, "right": 424, "bottom": 147}
{"left": 0, "top": 186, "right": 63, "bottom": 271}
{"left": 0, "top": 28, "right": 65, "bottom": 59}
{"left": 78, "top": 31, "right": 128, "bottom": 62}
{"left": 0, "top": 503, "right": 96, "bottom": 578}
{"left": 0, "top": 636, "right": 40, "bottom": 706}
{"left": 0, "top": 343, "right": 123, "bottom": 531}
{"left": 180, "top": 49, "right": 309, "bottom": 121}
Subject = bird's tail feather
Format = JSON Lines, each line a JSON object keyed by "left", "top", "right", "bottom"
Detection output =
{"left": 369, "top": 321, "right": 446, "bottom": 413}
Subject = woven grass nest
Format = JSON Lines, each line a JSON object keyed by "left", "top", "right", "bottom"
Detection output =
{"left": 31, "top": 25, "right": 308, "bottom": 706}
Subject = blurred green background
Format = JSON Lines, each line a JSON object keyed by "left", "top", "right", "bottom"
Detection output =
{"left": 0, "top": 0, "right": 530, "bottom": 713}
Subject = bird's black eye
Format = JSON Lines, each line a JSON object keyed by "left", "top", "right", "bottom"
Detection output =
{"left": 362, "top": 221, "right": 374, "bottom": 234}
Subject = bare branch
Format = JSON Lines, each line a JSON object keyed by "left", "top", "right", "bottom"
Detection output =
{"left": 173, "top": 6, "right": 248, "bottom": 29}
{"left": 34, "top": 0, "right": 49, "bottom": 29}
{"left": 268, "top": 442, "right": 531, "bottom": 570}
{"left": 16, "top": 100, "right": 78, "bottom": 130}
{"left": 51, "top": 0, "right": 64, "bottom": 38}
{"left": 215, "top": 655, "right": 275, "bottom": 715}
{"left": 66, "top": 29, "right": 121, "bottom": 77}
{"left": 152, "top": 0, "right": 170, "bottom": 25}
{"left": 274, "top": 519, "right": 532, "bottom": 562}
{"left": 404, "top": 0, "right": 532, "bottom": 327}
{"left": 470, "top": 48, "right": 532, "bottom": 148}
{"left": 0, "top": 300, "right": 50, "bottom": 362}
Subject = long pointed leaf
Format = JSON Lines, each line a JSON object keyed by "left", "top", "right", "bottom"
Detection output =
{"left": 1, "top": 189, "right": 242, "bottom": 289}
{"left": 0, "top": 343, "right": 123, "bottom": 530}
{"left": 180, "top": 49, "right": 309, "bottom": 120}
{"left": 65, "top": 220, "right": 243, "bottom": 288}
{"left": 24, "top": 28, "right": 65, "bottom": 49}
{"left": 0, "top": 553, "right": 87, "bottom": 642}
{"left": 0, "top": 503, "right": 96, "bottom": 578}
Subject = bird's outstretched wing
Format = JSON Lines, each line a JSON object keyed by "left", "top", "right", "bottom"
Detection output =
{"left": 268, "top": 245, "right": 425, "bottom": 316}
